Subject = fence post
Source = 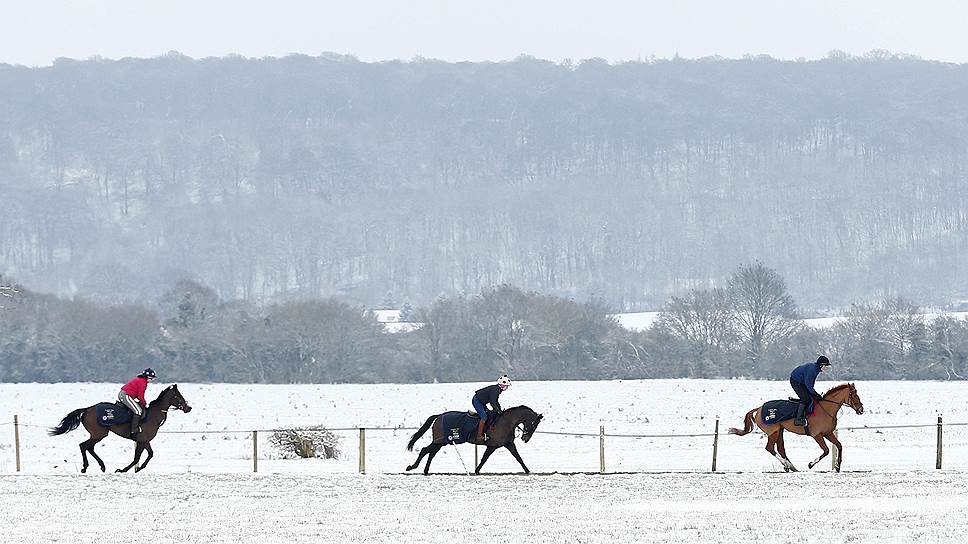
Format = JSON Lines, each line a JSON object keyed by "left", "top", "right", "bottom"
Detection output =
{"left": 831, "top": 430, "right": 839, "bottom": 470}
{"left": 359, "top": 428, "right": 366, "bottom": 474}
{"left": 711, "top": 417, "right": 720, "bottom": 472}
{"left": 599, "top": 425, "right": 605, "bottom": 474}
{"left": 252, "top": 431, "right": 258, "bottom": 473}
{"left": 936, "top": 415, "right": 943, "bottom": 470}
{"left": 474, "top": 443, "right": 479, "bottom": 469}
{"left": 14, "top": 415, "right": 21, "bottom": 473}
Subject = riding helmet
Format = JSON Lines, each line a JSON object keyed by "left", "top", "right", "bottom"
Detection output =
{"left": 142, "top": 367, "right": 158, "bottom": 380}
{"left": 497, "top": 375, "right": 511, "bottom": 389}
{"left": 816, "top": 356, "right": 830, "bottom": 366}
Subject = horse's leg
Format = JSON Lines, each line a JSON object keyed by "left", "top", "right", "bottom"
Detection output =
{"left": 767, "top": 431, "right": 796, "bottom": 472}
{"left": 80, "top": 415, "right": 108, "bottom": 473}
{"left": 807, "top": 434, "right": 830, "bottom": 470}
{"left": 825, "top": 432, "right": 844, "bottom": 472}
{"left": 504, "top": 442, "right": 529, "bottom": 474}
{"left": 406, "top": 444, "right": 432, "bottom": 472}
{"left": 117, "top": 443, "right": 145, "bottom": 473}
{"left": 776, "top": 429, "right": 798, "bottom": 472}
{"left": 475, "top": 446, "right": 497, "bottom": 475}
{"left": 422, "top": 443, "right": 442, "bottom": 475}
{"left": 135, "top": 442, "right": 154, "bottom": 472}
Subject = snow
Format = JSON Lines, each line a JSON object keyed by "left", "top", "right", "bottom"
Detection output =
{"left": 610, "top": 311, "right": 661, "bottom": 331}
{"left": 1, "top": 380, "right": 967, "bottom": 475}
{"left": 2, "top": 380, "right": 968, "bottom": 542}
{"left": 1, "top": 471, "right": 966, "bottom": 543}
{"left": 611, "top": 311, "right": 968, "bottom": 331}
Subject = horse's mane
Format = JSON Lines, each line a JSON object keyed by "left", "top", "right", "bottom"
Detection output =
{"left": 823, "top": 383, "right": 852, "bottom": 397}
{"left": 147, "top": 385, "right": 174, "bottom": 408}
{"left": 503, "top": 405, "right": 535, "bottom": 415}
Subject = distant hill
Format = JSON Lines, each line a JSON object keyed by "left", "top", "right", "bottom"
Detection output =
{"left": 3, "top": 52, "right": 968, "bottom": 309}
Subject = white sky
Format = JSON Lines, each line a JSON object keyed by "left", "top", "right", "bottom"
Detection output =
{"left": 2, "top": 1, "right": 967, "bottom": 66}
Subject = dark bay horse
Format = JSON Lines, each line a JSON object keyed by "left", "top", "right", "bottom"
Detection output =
{"left": 49, "top": 384, "right": 192, "bottom": 473}
{"left": 729, "top": 383, "right": 864, "bottom": 472}
{"left": 406, "top": 405, "right": 543, "bottom": 475}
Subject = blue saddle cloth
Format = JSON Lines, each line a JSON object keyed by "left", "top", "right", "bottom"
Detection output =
{"left": 94, "top": 402, "right": 136, "bottom": 427}
{"left": 761, "top": 399, "right": 814, "bottom": 425}
{"left": 439, "top": 410, "right": 481, "bottom": 444}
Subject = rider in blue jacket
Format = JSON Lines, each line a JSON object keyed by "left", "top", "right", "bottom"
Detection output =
{"left": 790, "top": 356, "right": 830, "bottom": 429}
{"left": 473, "top": 375, "right": 511, "bottom": 441}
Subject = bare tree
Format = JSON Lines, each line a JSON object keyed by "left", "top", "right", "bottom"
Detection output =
{"left": 655, "top": 287, "right": 736, "bottom": 356}
{"left": 727, "top": 263, "right": 802, "bottom": 367}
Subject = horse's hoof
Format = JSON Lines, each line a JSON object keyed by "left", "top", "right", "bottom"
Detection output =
{"left": 135, "top": 466, "right": 142, "bottom": 473}
{"left": 99, "top": 466, "right": 105, "bottom": 473}
{"left": 808, "top": 461, "right": 816, "bottom": 470}
{"left": 405, "top": 465, "right": 414, "bottom": 472}
{"left": 80, "top": 468, "right": 87, "bottom": 474}
{"left": 115, "top": 469, "right": 123, "bottom": 473}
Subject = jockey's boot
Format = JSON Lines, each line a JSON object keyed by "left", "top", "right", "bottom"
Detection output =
{"left": 794, "top": 404, "right": 807, "bottom": 427}
{"left": 129, "top": 417, "right": 140, "bottom": 440}
{"left": 477, "top": 419, "right": 488, "bottom": 442}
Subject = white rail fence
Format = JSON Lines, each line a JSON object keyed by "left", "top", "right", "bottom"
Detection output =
{"left": 3, "top": 415, "right": 965, "bottom": 474}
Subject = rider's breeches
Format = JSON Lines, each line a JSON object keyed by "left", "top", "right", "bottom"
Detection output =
{"left": 472, "top": 396, "right": 489, "bottom": 422}
{"left": 118, "top": 392, "right": 144, "bottom": 417}
{"left": 790, "top": 379, "right": 812, "bottom": 407}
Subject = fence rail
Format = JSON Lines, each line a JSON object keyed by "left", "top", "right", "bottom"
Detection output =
{"left": 6, "top": 414, "right": 965, "bottom": 474}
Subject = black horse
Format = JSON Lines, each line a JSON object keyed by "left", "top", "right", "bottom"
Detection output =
{"left": 49, "top": 385, "right": 192, "bottom": 473}
{"left": 406, "top": 405, "right": 543, "bottom": 474}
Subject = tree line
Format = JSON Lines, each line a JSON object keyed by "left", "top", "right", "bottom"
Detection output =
{"left": 1, "top": 265, "right": 965, "bottom": 383}
{"left": 3, "top": 52, "right": 968, "bottom": 311}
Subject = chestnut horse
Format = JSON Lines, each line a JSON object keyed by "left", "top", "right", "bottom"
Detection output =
{"left": 49, "top": 384, "right": 192, "bottom": 473}
{"left": 728, "top": 383, "right": 864, "bottom": 472}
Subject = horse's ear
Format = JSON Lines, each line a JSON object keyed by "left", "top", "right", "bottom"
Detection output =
{"left": 172, "top": 384, "right": 178, "bottom": 389}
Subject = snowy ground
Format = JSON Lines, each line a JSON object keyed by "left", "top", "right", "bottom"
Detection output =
{"left": 1, "top": 380, "right": 967, "bottom": 475}
{"left": 1, "top": 471, "right": 966, "bottom": 543}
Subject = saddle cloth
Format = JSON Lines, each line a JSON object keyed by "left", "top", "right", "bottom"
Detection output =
{"left": 440, "top": 410, "right": 484, "bottom": 444}
{"left": 760, "top": 399, "right": 815, "bottom": 425}
{"left": 94, "top": 402, "right": 136, "bottom": 427}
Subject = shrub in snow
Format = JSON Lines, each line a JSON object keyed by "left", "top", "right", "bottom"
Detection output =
{"left": 269, "top": 426, "right": 340, "bottom": 459}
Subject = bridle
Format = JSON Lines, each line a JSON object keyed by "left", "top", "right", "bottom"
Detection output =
{"left": 815, "top": 387, "right": 860, "bottom": 417}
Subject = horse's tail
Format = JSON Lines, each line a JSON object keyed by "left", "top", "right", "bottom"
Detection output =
{"left": 728, "top": 408, "right": 757, "bottom": 436}
{"left": 407, "top": 415, "right": 438, "bottom": 451}
{"left": 49, "top": 408, "right": 87, "bottom": 436}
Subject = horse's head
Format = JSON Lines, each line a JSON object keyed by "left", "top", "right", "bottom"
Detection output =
{"left": 162, "top": 384, "right": 192, "bottom": 413}
{"left": 520, "top": 411, "right": 544, "bottom": 443}
{"left": 846, "top": 383, "right": 864, "bottom": 415}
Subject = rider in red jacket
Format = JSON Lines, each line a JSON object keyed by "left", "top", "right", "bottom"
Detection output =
{"left": 119, "top": 368, "right": 157, "bottom": 438}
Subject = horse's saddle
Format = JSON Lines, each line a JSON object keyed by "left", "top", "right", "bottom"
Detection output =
{"left": 760, "top": 399, "right": 815, "bottom": 425}
{"left": 466, "top": 411, "right": 480, "bottom": 419}
{"left": 94, "top": 402, "right": 137, "bottom": 427}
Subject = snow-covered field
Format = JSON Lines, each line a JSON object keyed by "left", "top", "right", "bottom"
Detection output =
{"left": 1, "top": 380, "right": 967, "bottom": 475}
{"left": 1, "top": 471, "right": 966, "bottom": 543}
{"left": 2, "top": 380, "right": 968, "bottom": 543}
{"left": 611, "top": 311, "right": 968, "bottom": 332}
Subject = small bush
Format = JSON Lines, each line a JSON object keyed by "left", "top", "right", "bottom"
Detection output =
{"left": 269, "top": 425, "right": 340, "bottom": 459}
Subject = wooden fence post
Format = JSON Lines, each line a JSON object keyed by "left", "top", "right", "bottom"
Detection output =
{"left": 359, "top": 428, "right": 366, "bottom": 474}
{"left": 14, "top": 415, "right": 21, "bottom": 473}
{"left": 936, "top": 416, "right": 943, "bottom": 470}
{"left": 599, "top": 425, "right": 605, "bottom": 474}
{"left": 252, "top": 431, "right": 258, "bottom": 473}
{"left": 711, "top": 418, "right": 720, "bottom": 472}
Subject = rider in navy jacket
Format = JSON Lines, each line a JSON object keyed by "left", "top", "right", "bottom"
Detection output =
{"left": 790, "top": 356, "right": 830, "bottom": 429}
{"left": 473, "top": 375, "right": 510, "bottom": 440}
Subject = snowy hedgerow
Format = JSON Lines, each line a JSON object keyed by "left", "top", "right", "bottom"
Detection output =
{"left": 269, "top": 426, "right": 340, "bottom": 459}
